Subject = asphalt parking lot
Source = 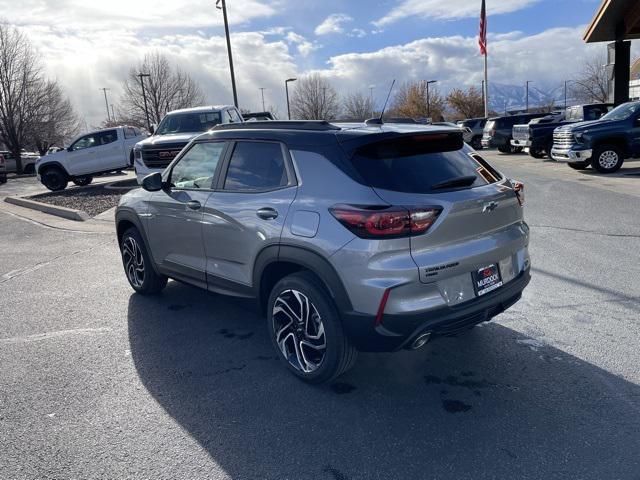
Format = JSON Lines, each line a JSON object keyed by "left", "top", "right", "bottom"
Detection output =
{"left": 1, "top": 150, "right": 639, "bottom": 479}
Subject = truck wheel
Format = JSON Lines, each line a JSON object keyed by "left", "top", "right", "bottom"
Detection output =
{"left": 568, "top": 161, "right": 590, "bottom": 170}
{"left": 497, "top": 145, "right": 512, "bottom": 154}
{"left": 529, "top": 148, "right": 545, "bottom": 159}
{"left": 267, "top": 271, "right": 357, "bottom": 384}
{"left": 129, "top": 150, "right": 134, "bottom": 167}
{"left": 471, "top": 136, "right": 483, "bottom": 150}
{"left": 41, "top": 166, "right": 68, "bottom": 191}
{"left": 73, "top": 175, "right": 93, "bottom": 186}
{"left": 591, "top": 145, "right": 624, "bottom": 173}
{"left": 23, "top": 164, "right": 36, "bottom": 174}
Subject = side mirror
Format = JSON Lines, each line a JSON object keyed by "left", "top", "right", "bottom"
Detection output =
{"left": 141, "top": 172, "right": 164, "bottom": 192}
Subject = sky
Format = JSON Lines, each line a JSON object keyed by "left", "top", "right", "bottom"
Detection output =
{"left": 1, "top": 0, "right": 637, "bottom": 127}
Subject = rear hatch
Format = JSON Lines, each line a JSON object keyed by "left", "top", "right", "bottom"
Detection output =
{"left": 512, "top": 124, "right": 530, "bottom": 141}
{"left": 345, "top": 131, "right": 528, "bottom": 299}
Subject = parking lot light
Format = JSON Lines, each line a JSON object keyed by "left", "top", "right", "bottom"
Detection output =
{"left": 285, "top": 78, "right": 297, "bottom": 120}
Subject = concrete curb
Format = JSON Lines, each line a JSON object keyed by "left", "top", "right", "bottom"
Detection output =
{"left": 4, "top": 196, "right": 90, "bottom": 222}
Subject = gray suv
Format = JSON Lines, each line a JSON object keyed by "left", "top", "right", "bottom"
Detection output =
{"left": 116, "top": 121, "right": 531, "bottom": 383}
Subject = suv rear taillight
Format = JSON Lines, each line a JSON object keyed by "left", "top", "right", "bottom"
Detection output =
{"left": 329, "top": 205, "right": 441, "bottom": 239}
{"left": 511, "top": 180, "right": 525, "bottom": 206}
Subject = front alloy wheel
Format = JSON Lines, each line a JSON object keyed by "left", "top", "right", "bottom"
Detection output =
{"left": 592, "top": 145, "right": 624, "bottom": 173}
{"left": 122, "top": 236, "right": 145, "bottom": 288}
{"left": 273, "top": 289, "right": 326, "bottom": 373}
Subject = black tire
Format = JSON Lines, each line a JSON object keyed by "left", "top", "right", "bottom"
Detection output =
{"left": 129, "top": 150, "right": 134, "bottom": 167}
{"left": 529, "top": 148, "right": 545, "bottom": 159}
{"left": 73, "top": 175, "right": 93, "bottom": 186}
{"left": 23, "top": 163, "right": 36, "bottom": 174}
{"left": 497, "top": 145, "right": 512, "bottom": 154}
{"left": 120, "top": 227, "right": 167, "bottom": 294}
{"left": 40, "top": 166, "right": 68, "bottom": 191}
{"left": 591, "top": 145, "right": 624, "bottom": 173}
{"left": 471, "top": 136, "right": 483, "bottom": 150}
{"left": 545, "top": 141, "right": 554, "bottom": 158}
{"left": 568, "top": 161, "right": 590, "bottom": 170}
{"left": 0, "top": 175, "right": 6, "bottom": 184}
{"left": 267, "top": 271, "right": 357, "bottom": 384}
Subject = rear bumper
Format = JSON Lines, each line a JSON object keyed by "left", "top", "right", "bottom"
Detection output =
{"left": 342, "top": 268, "right": 531, "bottom": 352}
{"left": 550, "top": 147, "right": 592, "bottom": 162}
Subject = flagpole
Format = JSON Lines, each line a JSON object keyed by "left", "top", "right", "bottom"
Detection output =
{"left": 484, "top": 52, "right": 489, "bottom": 117}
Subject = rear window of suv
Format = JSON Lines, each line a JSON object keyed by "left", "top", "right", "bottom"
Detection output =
{"left": 350, "top": 133, "right": 501, "bottom": 194}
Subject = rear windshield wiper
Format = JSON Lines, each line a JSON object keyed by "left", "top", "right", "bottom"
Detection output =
{"left": 430, "top": 175, "right": 477, "bottom": 191}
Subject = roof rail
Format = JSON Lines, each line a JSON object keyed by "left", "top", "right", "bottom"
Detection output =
{"left": 212, "top": 120, "right": 341, "bottom": 132}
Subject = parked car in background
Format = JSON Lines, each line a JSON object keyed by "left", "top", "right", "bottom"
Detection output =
{"left": 46, "top": 146, "right": 64, "bottom": 155}
{"left": 551, "top": 101, "right": 640, "bottom": 173}
{"left": 0, "top": 153, "right": 6, "bottom": 184}
{"left": 35, "top": 126, "right": 147, "bottom": 191}
{"left": 133, "top": 105, "right": 243, "bottom": 184}
{"left": 116, "top": 120, "right": 530, "bottom": 383}
{"left": 0, "top": 150, "right": 39, "bottom": 174}
{"left": 457, "top": 118, "right": 487, "bottom": 149}
{"left": 512, "top": 104, "right": 612, "bottom": 159}
{"left": 482, "top": 113, "right": 547, "bottom": 153}
{"left": 243, "top": 111, "right": 277, "bottom": 121}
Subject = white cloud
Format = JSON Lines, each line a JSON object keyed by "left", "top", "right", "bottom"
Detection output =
{"left": 286, "top": 31, "right": 322, "bottom": 57}
{"left": 314, "top": 13, "right": 353, "bottom": 36}
{"left": 0, "top": 0, "right": 276, "bottom": 30}
{"left": 308, "top": 26, "right": 607, "bottom": 106}
{"left": 348, "top": 28, "right": 367, "bottom": 38}
{"left": 374, "top": 0, "right": 541, "bottom": 26}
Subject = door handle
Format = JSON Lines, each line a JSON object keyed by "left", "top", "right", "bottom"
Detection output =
{"left": 257, "top": 207, "right": 278, "bottom": 220}
{"left": 186, "top": 200, "right": 201, "bottom": 210}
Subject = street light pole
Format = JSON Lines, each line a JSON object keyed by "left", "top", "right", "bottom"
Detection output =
{"left": 259, "top": 88, "right": 266, "bottom": 111}
{"left": 481, "top": 80, "right": 485, "bottom": 115}
{"left": 216, "top": 0, "right": 239, "bottom": 108}
{"left": 526, "top": 80, "right": 532, "bottom": 112}
{"left": 369, "top": 86, "right": 374, "bottom": 117}
{"left": 137, "top": 73, "right": 151, "bottom": 132}
{"left": 426, "top": 80, "right": 437, "bottom": 119}
{"left": 100, "top": 88, "right": 111, "bottom": 122}
{"left": 285, "top": 78, "right": 296, "bottom": 120}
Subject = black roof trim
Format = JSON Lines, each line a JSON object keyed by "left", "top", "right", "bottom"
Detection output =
{"left": 212, "top": 120, "right": 341, "bottom": 132}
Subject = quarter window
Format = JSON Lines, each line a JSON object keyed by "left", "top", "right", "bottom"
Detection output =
{"left": 170, "top": 142, "right": 225, "bottom": 190}
{"left": 224, "top": 141, "right": 288, "bottom": 191}
{"left": 124, "top": 127, "right": 136, "bottom": 139}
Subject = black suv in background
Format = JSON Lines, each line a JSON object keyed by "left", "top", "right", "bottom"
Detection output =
{"left": 482, "top": 113, "right": 547, "bottom": 153}
{"left": 511, "top": 104, "right": 612, "bottom": 159}
{"left": 457, "top": 118, "right": 487, "bottom": 149}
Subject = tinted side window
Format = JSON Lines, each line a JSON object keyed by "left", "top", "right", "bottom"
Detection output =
{"left": 170, "top": 142, "right": 225, "bottom": 190}
{"left": 71, "top": 134, "right": 97, "bottom": 151}
{"left": 224, "top": 142, "right": 288, "bottom": 191}
{"left": 95, "top": 130, "right": 118, "bottom": 146}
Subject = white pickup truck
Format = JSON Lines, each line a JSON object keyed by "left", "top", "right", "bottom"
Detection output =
{"left": 36, "top": 126, "right": 148, "bottom": 191}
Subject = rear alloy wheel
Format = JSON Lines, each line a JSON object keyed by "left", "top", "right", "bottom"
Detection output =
{"left": 40, "top": 167, "right": 68, "bottom": 191}
{"left": 73, "top": 175, "right": 93, "bottom": 186}
{"left": 568, "top": 161, "right": 590, "bottom": 170}
{"left": 471, "top": 136, "right": 483, "bottom": 150}
{"left": 591, "top": 145, "right": 624, "bottom": 173}
{"left": 120, "top": 228, "right": 167, "bottom": 294}
{"left": 268, "top": 272, "right": 357, "bottom": 384}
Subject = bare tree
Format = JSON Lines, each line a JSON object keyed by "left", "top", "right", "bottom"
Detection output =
{"left": 446, "top": 86, "right": 484, "bottom": 119}
{"left": 119, "top": 51, "right": 205, "bottom": 126}
{"left": 0, "top": 21, "right": 48, "bottom": 173}
{"left": 572, "top": 53, "right": 609, "bottom": 104}
{"left": 342, "top": 91, "right": 374, "bottom": 120}
{"left": 290, "top": 74, "right": 340, "bottom": 120}
{"left": 389, "top": 80, "right": 445, "bottom": 121}
{"left": 29, "top": 80, "right": 81, "bottom": 154}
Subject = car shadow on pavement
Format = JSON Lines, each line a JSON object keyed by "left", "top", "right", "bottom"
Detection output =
{"left": 127, "top": 281, "right": 640, "bottom": 480}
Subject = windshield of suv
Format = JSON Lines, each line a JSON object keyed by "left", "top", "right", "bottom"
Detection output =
{"left": 350, "top": 134, "right": 501, "bottom": 194}
{"left": 156, "top": 112, "right": 223, "bottom": 135}
{"left": 600, "top": 102, "right": 640, "bottom": 122}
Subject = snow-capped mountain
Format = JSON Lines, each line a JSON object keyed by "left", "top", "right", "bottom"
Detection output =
{"left": 487, "top": 82, "right": 567, "bottom": 113}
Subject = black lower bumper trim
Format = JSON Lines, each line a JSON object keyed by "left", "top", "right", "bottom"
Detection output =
{"left": 341, "top": 269, "right": 531, "bottom": 352}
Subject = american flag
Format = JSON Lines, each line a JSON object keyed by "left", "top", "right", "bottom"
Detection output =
{"left": 479, "top": 0, "right": 487, "bottom": 56}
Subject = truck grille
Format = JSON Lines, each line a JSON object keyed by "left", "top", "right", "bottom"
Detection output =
{"left": 141, "top": 143, "right": 187, "bottom": 168}
{"left": 512, "top": 125, "right": 530, "bottom": 142}
{"left": 553, "top": 129, "right": 574, "bottom": 149}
